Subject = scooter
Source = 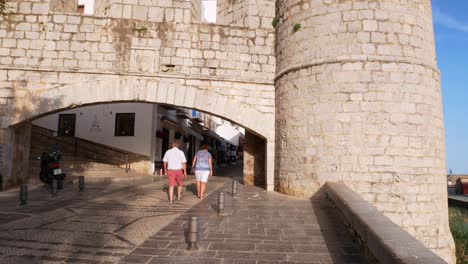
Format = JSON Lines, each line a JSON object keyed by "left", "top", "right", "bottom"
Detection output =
{"left": 38, "top": 151, "right": 66, "bottom": 188}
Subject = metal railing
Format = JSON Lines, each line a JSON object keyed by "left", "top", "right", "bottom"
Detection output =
{"left": 32, "top": 125, "right": 130, "bottom": 172}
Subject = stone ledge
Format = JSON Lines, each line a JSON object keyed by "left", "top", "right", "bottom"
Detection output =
{"left": 324, "top": 182, "right": 447, "bottom": 264}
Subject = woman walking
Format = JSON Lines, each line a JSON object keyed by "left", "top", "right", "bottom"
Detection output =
{"left": 192, "top": 144, "right": 213, "bottom": 199}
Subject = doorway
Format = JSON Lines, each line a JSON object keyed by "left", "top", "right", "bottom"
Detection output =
{"left": 58, "top": 114, "right": 76, "bottom": 136}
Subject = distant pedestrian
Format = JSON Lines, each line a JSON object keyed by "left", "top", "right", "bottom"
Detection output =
{"left": 162, "top": 140, "right": 187, "bottom": 204}
{"left": 192, "top": 144, "right": 213, "bottom": 199}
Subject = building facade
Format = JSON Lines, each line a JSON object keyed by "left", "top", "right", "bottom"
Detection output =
{"left": 32, "top": 102, "right": 233, "bottom": 174}
{"left": 0, "top": 0, "right": 455, "bottom": 262}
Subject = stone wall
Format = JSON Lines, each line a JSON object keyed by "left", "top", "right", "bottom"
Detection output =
{"left": 243, "top": 130, "right": 265, "bottom": 186}
{"left": 7, "top": 121, "right": 31, "bottom": 189}
{"left": 94, "top": 0, "right": 200, "bottom": 23}
{"left": 275, "top": 0, "right": 454, "bottom": 262}
{"left": 0, "top": 0, "right": 276, "bottom": 192}
{"left": 49, "top": 0, "right": 78, "bottom": 13}
{"left": 217, "top": 0, "right": 249, "bottom": 26}
{"left": 190, "top": 0, "right": 202, "bottom": 22}
{"left": 217, "top": 0, "right": 274, "bottom": 29}
{"left": 0, "top": 11, "right": 275, "bottom": 81}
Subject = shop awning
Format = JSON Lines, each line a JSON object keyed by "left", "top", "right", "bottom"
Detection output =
{"left": 160, "top": 116, "right": 182, "bottom": 128}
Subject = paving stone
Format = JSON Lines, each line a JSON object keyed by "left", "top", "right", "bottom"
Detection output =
{"left": 250, "top": 252, "right": 288, "bottom": 261}
{"left": 139, "top": 239, "right": 171, "bottom": 248}
{"left": 209, "top": 242, "right": 255, "bottom": 251}
{"left": 148, "top": 256, "right": 221, "bottom": 264}
{"left": 119, "top": 254, "right": 152, "bottom": 263}
{"left": 0, "top": 168, "right": 369, "bottom": 263}
{"left": 130, "top": 247, "right": 173, "bottom": 256}
{"left": 255, "top": 243, "right": 295, "bottom": 253}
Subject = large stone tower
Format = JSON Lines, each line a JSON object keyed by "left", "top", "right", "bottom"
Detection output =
{"left": 275, "top": 0, "right": 454, "bottom": 262}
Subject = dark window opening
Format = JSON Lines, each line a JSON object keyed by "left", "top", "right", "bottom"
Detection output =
{"left": 58, "top": 114, "right": 76, "bottom": 136}
{"left": 77, "top": 5, "right": 85, "bottom": 14}
{"left": 115, "top": 113, "right": 135, "bottom": 136}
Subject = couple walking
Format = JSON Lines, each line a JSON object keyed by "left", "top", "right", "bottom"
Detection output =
{"left": 162, "top": 140, "right": 213, "bottom": 204}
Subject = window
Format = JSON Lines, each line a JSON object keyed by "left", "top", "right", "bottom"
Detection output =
{"left": 58, "top": 114, "right": 76, "bottom": 136}
{"left": 77, "top": 5, "right": 85, "bottom": 14}
{"left": 115, "top": 113, "right": 135, "bottom": 136}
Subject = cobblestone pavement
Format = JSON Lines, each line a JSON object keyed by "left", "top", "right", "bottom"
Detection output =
{"left": 0, "top": 174, "right": 229, "bottom": 264}
{"left": 120, "top": 184, "right": 368, "bottom": 264}
{"left": 0, "top": 164, "right": 367, "bottom": 264}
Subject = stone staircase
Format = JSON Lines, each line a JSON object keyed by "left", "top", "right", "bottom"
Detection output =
{"left": 28, "top": 125, "right": 154, "bottom": 184}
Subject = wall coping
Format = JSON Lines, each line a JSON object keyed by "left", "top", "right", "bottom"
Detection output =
{"left": 324, "top": 182, "right": 447, "bottom": 264}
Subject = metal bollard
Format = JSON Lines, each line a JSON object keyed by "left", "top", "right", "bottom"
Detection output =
{"left": 218, "top": 192, "right": 225, "bottom": 215}
{"left": 187, "top": 216, "right": 199, "bottom": 250}
{"left": 20, "top": 184, "right": 28, "bottom": 205}
{"left": 78, "top": 176, "right": 84, "bottom": 192}
{"left": 232, "top": 181, "right": 238, "bottom": 196}
{"left": 52, "top": 179, "right": 58, "bottom": 197}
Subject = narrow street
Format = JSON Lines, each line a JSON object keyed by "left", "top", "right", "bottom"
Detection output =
{"left": 0, "top": 165, "right": 238, "bottom": 263}
{"left": 0, "top": 163, "right": 367, "bottom": 264}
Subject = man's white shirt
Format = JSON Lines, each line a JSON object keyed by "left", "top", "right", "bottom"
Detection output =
{"left": 163, "top": 147, "right": 187, "bottom": 170}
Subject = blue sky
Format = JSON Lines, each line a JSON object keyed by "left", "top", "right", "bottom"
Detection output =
{"left": 432, "top": 0, "right": 468, "bottom": 174}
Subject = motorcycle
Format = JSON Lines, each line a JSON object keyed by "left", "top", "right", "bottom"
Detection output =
{"left": 38, "top": 151, "right": 66, "bottom": 188}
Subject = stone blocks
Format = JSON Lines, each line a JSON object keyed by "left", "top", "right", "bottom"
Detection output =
{"left": 325, "top": 182, "right": 447, "bottom": 264}
{"left": 275, "top": 0, "right": 454, "bottom": 263}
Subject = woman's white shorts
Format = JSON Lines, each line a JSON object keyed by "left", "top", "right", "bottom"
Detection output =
{"left": 195, "top": 170, "right": 210, "bottom": 182}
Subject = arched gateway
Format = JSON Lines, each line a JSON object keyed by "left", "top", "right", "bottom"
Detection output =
{"left": 0, "top": 0, "right": 456, "bottom": 262}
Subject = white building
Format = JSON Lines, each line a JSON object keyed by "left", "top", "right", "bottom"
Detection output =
{"left": 33, "top": 103, "right": 207, "bottom": 174}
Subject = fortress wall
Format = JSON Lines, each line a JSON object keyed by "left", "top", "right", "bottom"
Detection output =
{"left": 190, "top": 0, "right": 202, "bottom": 22}
{"left": 0, "top": 9, "right": 275, "bottom": 81}
{"left": 217, "top": 0, "right": 274, "bottom": 29}
{"left": 0, "top": 1, "right": 276, "bottom": 191}
{"left": 0, "top": 9, "right": 276, "bottom": 129}
{"left": 49, "top": 0, "right": 78, "bottom": 13}
{"left": 275, "top": 0, "right": 454, "bottom": 262}
{"left": 94, "top": 0, "right": 194, "bottom": 23}
{"left": 275, "top": 0, "right": 436, "bottom": 73}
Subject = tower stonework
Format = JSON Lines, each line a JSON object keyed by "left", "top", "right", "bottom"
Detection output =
{"left": 275, "top": 0, "right": 454, "bottom": 262}
{"left": 0, "top": 0, "right": 456, "bottom": 262}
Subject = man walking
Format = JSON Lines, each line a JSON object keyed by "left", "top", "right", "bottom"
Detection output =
{"left": 162, "top": 140, "right": 187, "bottom": 204}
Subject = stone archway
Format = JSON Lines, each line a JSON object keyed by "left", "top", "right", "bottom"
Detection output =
{"left": 1, "top": 71, "right": 275, "bottom": 191}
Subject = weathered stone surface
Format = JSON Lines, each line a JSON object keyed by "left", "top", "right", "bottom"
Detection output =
{"left": 0, "top": 0, "right": 455, "bottom": 262}
{"left": 325, "top": 182, "right": 447, "bottom": 264}
{"left": 0, "top": 3, "right": 276, "bottom": 191}
{"left": 243, "top": 130, "right": 265, "bottom": 187}
{"left": 123, "top": 182, "right": 369, "bottom": 264}
{"left": 275, "top": 1, "right": 454, "bottom": 263}
{"left": 0, "top": 175, "right": 229, "bottom": 263}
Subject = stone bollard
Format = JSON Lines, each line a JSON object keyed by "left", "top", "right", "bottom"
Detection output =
{"left": 218, "top": 192, "right": 225, "bottom": 215}
{"left": 187, "top": 216, "right": 199, "bottom": 250}
{"left": 52, "top": 179, "right": 58, "bottom": 197}
{"left": 78, "top": 176, "right": 84, "bottom": 192}
{"left": 232, "top": 181, "right": 238, "bottom": 196}
{"left": 20, "top": 184, "right": 28, "bottom": 205}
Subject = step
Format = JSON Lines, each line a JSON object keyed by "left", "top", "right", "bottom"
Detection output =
{"left": 29, "top": 161, "right": 126, "bottom": 171}
{"left": 71, "top": 174, "right": 156, "bottom": 184}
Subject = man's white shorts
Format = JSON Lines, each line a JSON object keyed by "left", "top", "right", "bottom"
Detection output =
{"left": 195, "top": 170, "right": 210, "bottom": 182}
